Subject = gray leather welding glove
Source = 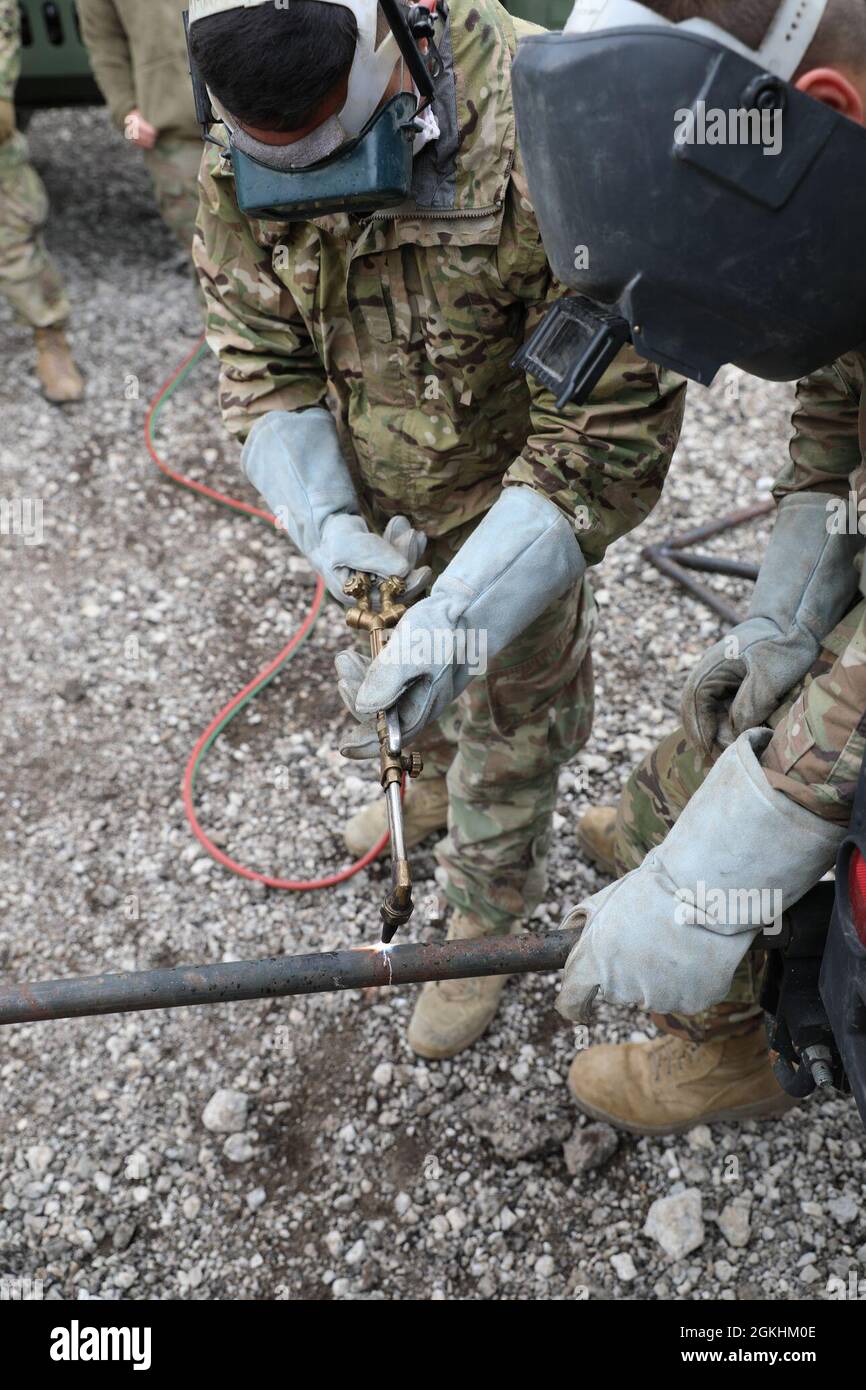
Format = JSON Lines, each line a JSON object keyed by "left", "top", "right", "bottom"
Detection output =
{"left": 682, "top": 492, "right": 862, "bottom": 756}
{"left": 557, "top": 729, "right": 844, "bottom": 1023}
{"left": 241, "top": 408, "right": 432, "bottom": 605}
{"left": 336, "top": 486, "right": 585, "bottom": 758}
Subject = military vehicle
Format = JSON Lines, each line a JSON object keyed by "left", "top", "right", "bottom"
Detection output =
{"left": 15, "top": 0, "right": 100, "bottom": 110}
{"left": 14, "top": 0, "right": 571, "bottom": 114}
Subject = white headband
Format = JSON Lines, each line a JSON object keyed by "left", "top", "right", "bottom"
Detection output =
{"left": 564, "top": 0, "right": 829, "bottom": 81}
{"left": 188, "top": 0, "right": 401, "bottom": 138}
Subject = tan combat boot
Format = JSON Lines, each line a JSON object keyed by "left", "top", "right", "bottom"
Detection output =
{"left": 575, "top": 805, "right": 618, "bottom": 874}
{"left": 407, "top": 911, "right": 514, "bottom": 1060}
{"left": 344, "top": 773, "right": 449, "bottom": 858}
{"left": 34, "top": 327, "right": 84, "bottom": 404}
{"left": 567, "top": 1029, "right": 798, "bottom": 1135}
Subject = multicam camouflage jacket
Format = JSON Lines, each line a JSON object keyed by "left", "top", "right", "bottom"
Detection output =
{"left": 0, "top": 0, "right": 21, "bottom": 103}
{"left": 774, "top": 348, "right": 866, "bottom": 504}
{"left": 761, "top": 347, "right": 866, "bottom": 820}
{"left": 194, "top": 0, "right": 686, "bottom": 561}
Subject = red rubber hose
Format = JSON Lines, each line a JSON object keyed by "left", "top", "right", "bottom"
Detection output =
{"left": 145, "top": 336, "right": 391, "bottom": 888}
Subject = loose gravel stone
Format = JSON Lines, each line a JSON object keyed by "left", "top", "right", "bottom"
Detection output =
{"left": 717, "top": 1198, "right": 752, "bottom": 1249}
{"left": 611, "top": 1253, "right": 638, "bottom": 1282}
{"left": 563, "top": 1123, "right": 619, "bottom": 1176}
{"left": 644, "top": 1191, "right": 705, "bottom": 1261}
{"left": 223, "top": 1135, "right": 254, "bottom": 1163}
{"left": 26, "top": 1144, "right": 54, "bottom": 1176}
{"left": 827, "top": 1194, "right": 859, "bottom": 1226}
{"left": 202, "top": 1090, "right": 250, "bottom": 1135}
{"left": 465, "top": 1099, "right": 572, "bottom": 1160}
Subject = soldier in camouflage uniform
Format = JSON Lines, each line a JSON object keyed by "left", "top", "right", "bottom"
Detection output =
{"left": 560, "top": 0, "right": 866, "bottom": 1132}
{"left": 187, "top": 0, "right": 686, "bottom": 1057}
{"left": 77, "top": 0, "right": 202, "bottom": 254}
{"left": 0, "top": 0, "right": 83, "bottom": 402}
{"left": 566, "top": 356, "right": 866, "bottom": 1132}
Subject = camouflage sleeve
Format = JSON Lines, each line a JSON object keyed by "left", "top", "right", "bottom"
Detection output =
{"left": 193, "top": 147, "right": 327, "bottom": 442}
{"left": 77, "top": 0, "right": 137, "bottom": 129}
{"left": 0, "top": 0, "right": 21, "bottom": 102}
{"left": 772, "top": 354, "right": 865, "bottom": 503}
{"left": 498, "top": 147, "right": 687, "bottom": 566}
{"left": 762, "top": 597, "right": 866, "bottom": 823}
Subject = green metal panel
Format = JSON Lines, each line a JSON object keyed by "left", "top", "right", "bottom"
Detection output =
{"left": 17, "top": 0, "right": 102, "bottom": 107}
{"left": 506, "top": 0, "right": 572, "bottom": 28}
{"left": 14, "top": 0, "right": 571, "bottom": 111}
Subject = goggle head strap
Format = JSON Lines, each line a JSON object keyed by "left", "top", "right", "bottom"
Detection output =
{"left": 564, "top": 0, "right": 829, "bottom": 82}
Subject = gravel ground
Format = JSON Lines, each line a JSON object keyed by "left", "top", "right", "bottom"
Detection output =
{"left": 1, "top": 106, "right": 864, "bottom": 1304}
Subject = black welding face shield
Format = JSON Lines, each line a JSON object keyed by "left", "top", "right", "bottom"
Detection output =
{"left": 185, "top": 0, "right": 446, "bottom": 220}
{"left": 511, "top": 0, "right": 866, "bottom": 401}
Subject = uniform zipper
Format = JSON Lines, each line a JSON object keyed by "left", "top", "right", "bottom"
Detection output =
{"left": 362, "top": 202, "right": 502, "bottom": 224}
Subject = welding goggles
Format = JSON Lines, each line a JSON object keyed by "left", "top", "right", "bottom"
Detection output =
{"left": 511, "top": 0, "right": 866, "bottom": 402}
{"left": 185, "top": 0, "right": 447, "bottom": 220}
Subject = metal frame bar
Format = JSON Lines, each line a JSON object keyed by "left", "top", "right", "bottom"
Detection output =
{"left": 642, "top": 500, "right": 773, "bottom": 626}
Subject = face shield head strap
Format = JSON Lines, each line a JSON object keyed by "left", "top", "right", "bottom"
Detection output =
{"left": 564, "top": 0, "right": 829, "bottom": 82}
{"left": 378, "top": 0, "right": 437, "bottom": 105}
{"left": 183, "top": 9, "right": 218, "bottom": 138}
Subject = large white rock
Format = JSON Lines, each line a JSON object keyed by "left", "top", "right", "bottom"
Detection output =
{"left": 202, "top": 1088, "right": 249, "bottom": 1135}
{"left": 644, "top": 1189, "right": 705, "bottom": 1260}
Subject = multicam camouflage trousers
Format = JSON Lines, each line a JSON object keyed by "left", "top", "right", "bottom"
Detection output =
{"left": 613, "top": 599, "right": 866, "bottom": 1044}
{"left": 405, "top": 528, "right": 596, "bottom": 935}
{"left": 142, "top": 136, "right": 203, "bottom": 255}
{"left": 0, "top": 131, "right": 69, "bottom": 329}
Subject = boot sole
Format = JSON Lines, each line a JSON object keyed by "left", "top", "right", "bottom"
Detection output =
{"left": 569, "top": 1087, "right": 798, "bottom": 1136}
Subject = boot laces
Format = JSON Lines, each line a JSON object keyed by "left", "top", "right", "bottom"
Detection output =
{"left": 650, "top": 1036, "right": 702, "bottom": 1083}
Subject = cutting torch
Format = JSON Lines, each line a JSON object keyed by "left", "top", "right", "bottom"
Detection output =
{"left": 343, "top": 572, "right": 424, "bottom": 943}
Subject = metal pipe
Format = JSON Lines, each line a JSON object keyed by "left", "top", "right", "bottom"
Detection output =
{"left": 655, "top": 501, "right": 774, "bottom": 553}
{"left": 0, "top": 928, "right": 580, "bottom": 1027}
{"left": 670, "top": 551, "right": 760, "bottom": 581}
{"left": 642, "top": 548, "right": 744, "bottom": 626}
{"left": 641, "top": 500, "right": 774, "bottom": 625}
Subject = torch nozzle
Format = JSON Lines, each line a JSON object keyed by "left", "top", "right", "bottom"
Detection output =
{"left": 379, "top": 876, "right": 414, "bottom": 944}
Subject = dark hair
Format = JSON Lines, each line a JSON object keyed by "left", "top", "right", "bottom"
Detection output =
{"left": 189, "top": 1, "right": 358, "bottom": 131}
{"left": 642, "top": 0, "right": 866, "bottom": 74}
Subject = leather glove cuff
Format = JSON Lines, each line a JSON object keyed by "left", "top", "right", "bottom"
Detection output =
{"left": 242, "top": 408, "right": 359, "bottom": 556}
{"left": 747, "top": 491, "right": 861, "bottom": 642}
